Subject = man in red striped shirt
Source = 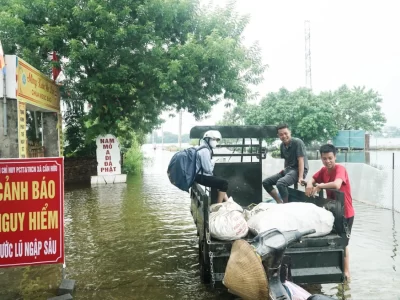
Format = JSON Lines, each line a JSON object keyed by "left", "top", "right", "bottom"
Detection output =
{"left": 306, "top": 144, "right": 355, "bottom": 281}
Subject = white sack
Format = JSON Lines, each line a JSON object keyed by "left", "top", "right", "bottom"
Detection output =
{"left": 209, "top": 210, "right": 249, "bottom": 241}
{"left": 243, "top": 202, "right": 277, "bottom": 221}
{"left": 210, "top": 197, "right": 243, "bottom": 213}
{"left": 247, "top": 202, "right": 334, "bottom": 238}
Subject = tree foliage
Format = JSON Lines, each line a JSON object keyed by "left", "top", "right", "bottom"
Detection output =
{"left": 373, "top": 126, "right": 400, "bottom": 138}
{"left": 225, "top": 86, "right": 386, "bottom": 145}
{"left": 0, "top": 0, "right": 265, "bottom": 150}
{"left": 243, "top": 88, "right": 337, "bottom": 145}
{"left": 216, "top": 104, "right": 248, "bottom": 126}
{"left": 319, "top": 85, "right": 386, "bottom": 132}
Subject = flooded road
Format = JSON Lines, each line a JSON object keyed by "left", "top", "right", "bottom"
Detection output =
{"left": 1, "top": 147, "right": 400, "bottom": 299}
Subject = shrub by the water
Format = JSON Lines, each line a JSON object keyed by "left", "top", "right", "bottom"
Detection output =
{"left": 271, "top": 149, "right": 281, "bottom": 158}
{"left": 123, "top": 138, "right": 143, "bottom": 174}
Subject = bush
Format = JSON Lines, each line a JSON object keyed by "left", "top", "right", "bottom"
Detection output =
{"left": 271, "top": 149, "right": 281, "bottom": 158}
{"left": 190, "top": 139, "right": 199, "bottom": 146}
{"left": 122, "top": 137, "right": 143, "bottom": 174}
{"left": 164, "top": 145, "right": 181, "bottom": 152}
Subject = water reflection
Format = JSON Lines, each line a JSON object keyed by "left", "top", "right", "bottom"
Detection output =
{"left": 58, "top": 154, "right": 233, "bottom": 300}
{"left": 319, "top": 202, "right": 400, "bottom": 300}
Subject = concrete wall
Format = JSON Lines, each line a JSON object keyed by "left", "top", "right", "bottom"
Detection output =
{"left": 64, "top": 157, "right": 97, "bottom": 184}
{"left": 0, "top": 99, "right": 19, "bottom": 158}
{"left": 42, "top": 112, "right": 59, "bottom": 157}
{"left": 262, "top": 157, "right": 399, "bottom": 212}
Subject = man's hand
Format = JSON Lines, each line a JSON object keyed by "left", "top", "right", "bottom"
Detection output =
{"left": 305, "top": 184, "right": 314, "bottom": 197}
{"left": 306, "top": 184, "right": 322, "bottom": 197}
{"left": 306, "top": 183, "right": 322, "bottom": 197}
{"left": 298, "top": 156, "right": 304, "bottom": 184}
{"left": 312, "top": 184, "right": 322, "bottom": 197}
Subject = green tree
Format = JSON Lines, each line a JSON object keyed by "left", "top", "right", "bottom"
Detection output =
{"left": 0, "top": 0, "right": 265, "bottom": 145}
{"left": 216, "top": 104, "right": 248, "bottom": 126}
{"left": 63, "top": 105, "right": 97, "bottom": 157}
{"left": 243, "top": 88, "right": 338, "bottom": 145}
{"left": 236, "top": 86, "right": 386, "bottom": 145}
{"left": 25, "top": 111, "right": 42, "bottom": 144}
{"left": 372, "top": 126, "right": 400, "bottom": 138}
{"left": 320, "top": 85, "right": 386, "bottom": 132}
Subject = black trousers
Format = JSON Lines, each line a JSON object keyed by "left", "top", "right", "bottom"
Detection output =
{"left": 194, "top": 174, "right": 228, "bottom": 192}
{"left": 343, "top": 216, "right": 354, "bottom": 247}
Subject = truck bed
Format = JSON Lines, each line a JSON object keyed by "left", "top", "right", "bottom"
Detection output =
{"left": 206, "top": 233, "right": 345, "bottom": 285}
{"left": 191, "top": 183, "right": 346, "bottom": 286}
{"left": 209, "top": 232, "right": 343, "bottom": 251}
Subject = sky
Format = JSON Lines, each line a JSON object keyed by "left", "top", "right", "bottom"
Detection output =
{"left": 159, "top": 0, "right": 400, "bottom": 135}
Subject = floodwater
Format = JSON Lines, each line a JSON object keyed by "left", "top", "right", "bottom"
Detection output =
{"left": 1, "top": 147, "right": 400, "bottom": 299}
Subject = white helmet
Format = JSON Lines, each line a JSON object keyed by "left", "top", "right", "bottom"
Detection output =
{"left": 203, "top": 130, "right": 222, "bottom": 141}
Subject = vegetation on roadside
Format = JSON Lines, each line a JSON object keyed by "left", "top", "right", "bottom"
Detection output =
{"left": 372, "top": 126, "right": 400, "bottom": 138}
{"left": 164, "top": 145, "right": 184, "bottom": 152}
{"left": 270, "top": 149, "right": 281, "bottom": 158}
{"left": 123, "top": 134, "right": 144, "bottom": 174}
{"left": 219, "top": 86, "right": 386, "bottom": 145}
{"left": 190, "top": 139, "right": 200, "bottom": 146}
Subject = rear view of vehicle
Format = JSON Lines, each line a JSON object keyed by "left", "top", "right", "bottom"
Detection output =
{"left": 189, "top": 125, "right": 347, "bottom": 288}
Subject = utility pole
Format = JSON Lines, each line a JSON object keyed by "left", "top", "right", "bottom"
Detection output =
{"left": 161, "top": 126, "right": 164, "bottom": 149}
{"left": 178, "top": 109, "right": 182, "bottom": 149}
{"left": 304, "top": 20, "right": 312, "bottom": 90}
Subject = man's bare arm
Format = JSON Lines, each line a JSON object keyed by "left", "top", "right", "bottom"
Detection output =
{"left": 298, "top": 156, "right": 304, "bottom": 182}
{"left": 316, "top": 179, "right": 343, "bottom": 190}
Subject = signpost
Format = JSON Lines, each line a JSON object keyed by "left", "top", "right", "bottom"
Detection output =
{"left": 16, "top": 57, "right": 60, "bottom": 111}
{"left": 96, "top": 134, "right": 122, "bottom": 176}
{"left": 91, "top": 134, "right": 126, "bottom": 184}
{"left": 0, "top": 157, "right": 64, "bottom": 268}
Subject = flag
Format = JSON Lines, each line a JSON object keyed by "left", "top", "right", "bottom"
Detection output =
{"left": 0, "top": 40, "right": 5, "bottom": 75}
{"left": 52, "top": 51, "right": 61, "bottom": 81}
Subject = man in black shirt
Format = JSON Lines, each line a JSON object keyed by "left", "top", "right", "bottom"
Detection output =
{"left": 263, "top": 124, "right": 309, "bottom": 203}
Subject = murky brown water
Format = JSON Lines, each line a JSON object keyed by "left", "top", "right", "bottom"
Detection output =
{"left": 1, "top": 148, "right": 400, "bottom": 299}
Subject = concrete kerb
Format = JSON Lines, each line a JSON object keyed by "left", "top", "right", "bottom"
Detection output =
{"left": 48, "top": 294, "right": 73, "bottom": 300}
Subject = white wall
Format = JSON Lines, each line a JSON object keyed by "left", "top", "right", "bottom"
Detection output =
{"left": 0, "top": 55, "right": 17, "bottom": 99}
{"left": 262, "top": 158, "right": 399, "bottom": 212}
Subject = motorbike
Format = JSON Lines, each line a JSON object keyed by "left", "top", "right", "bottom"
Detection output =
{"left": 224, "top": 228, "right": 336, "bottom": 300}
